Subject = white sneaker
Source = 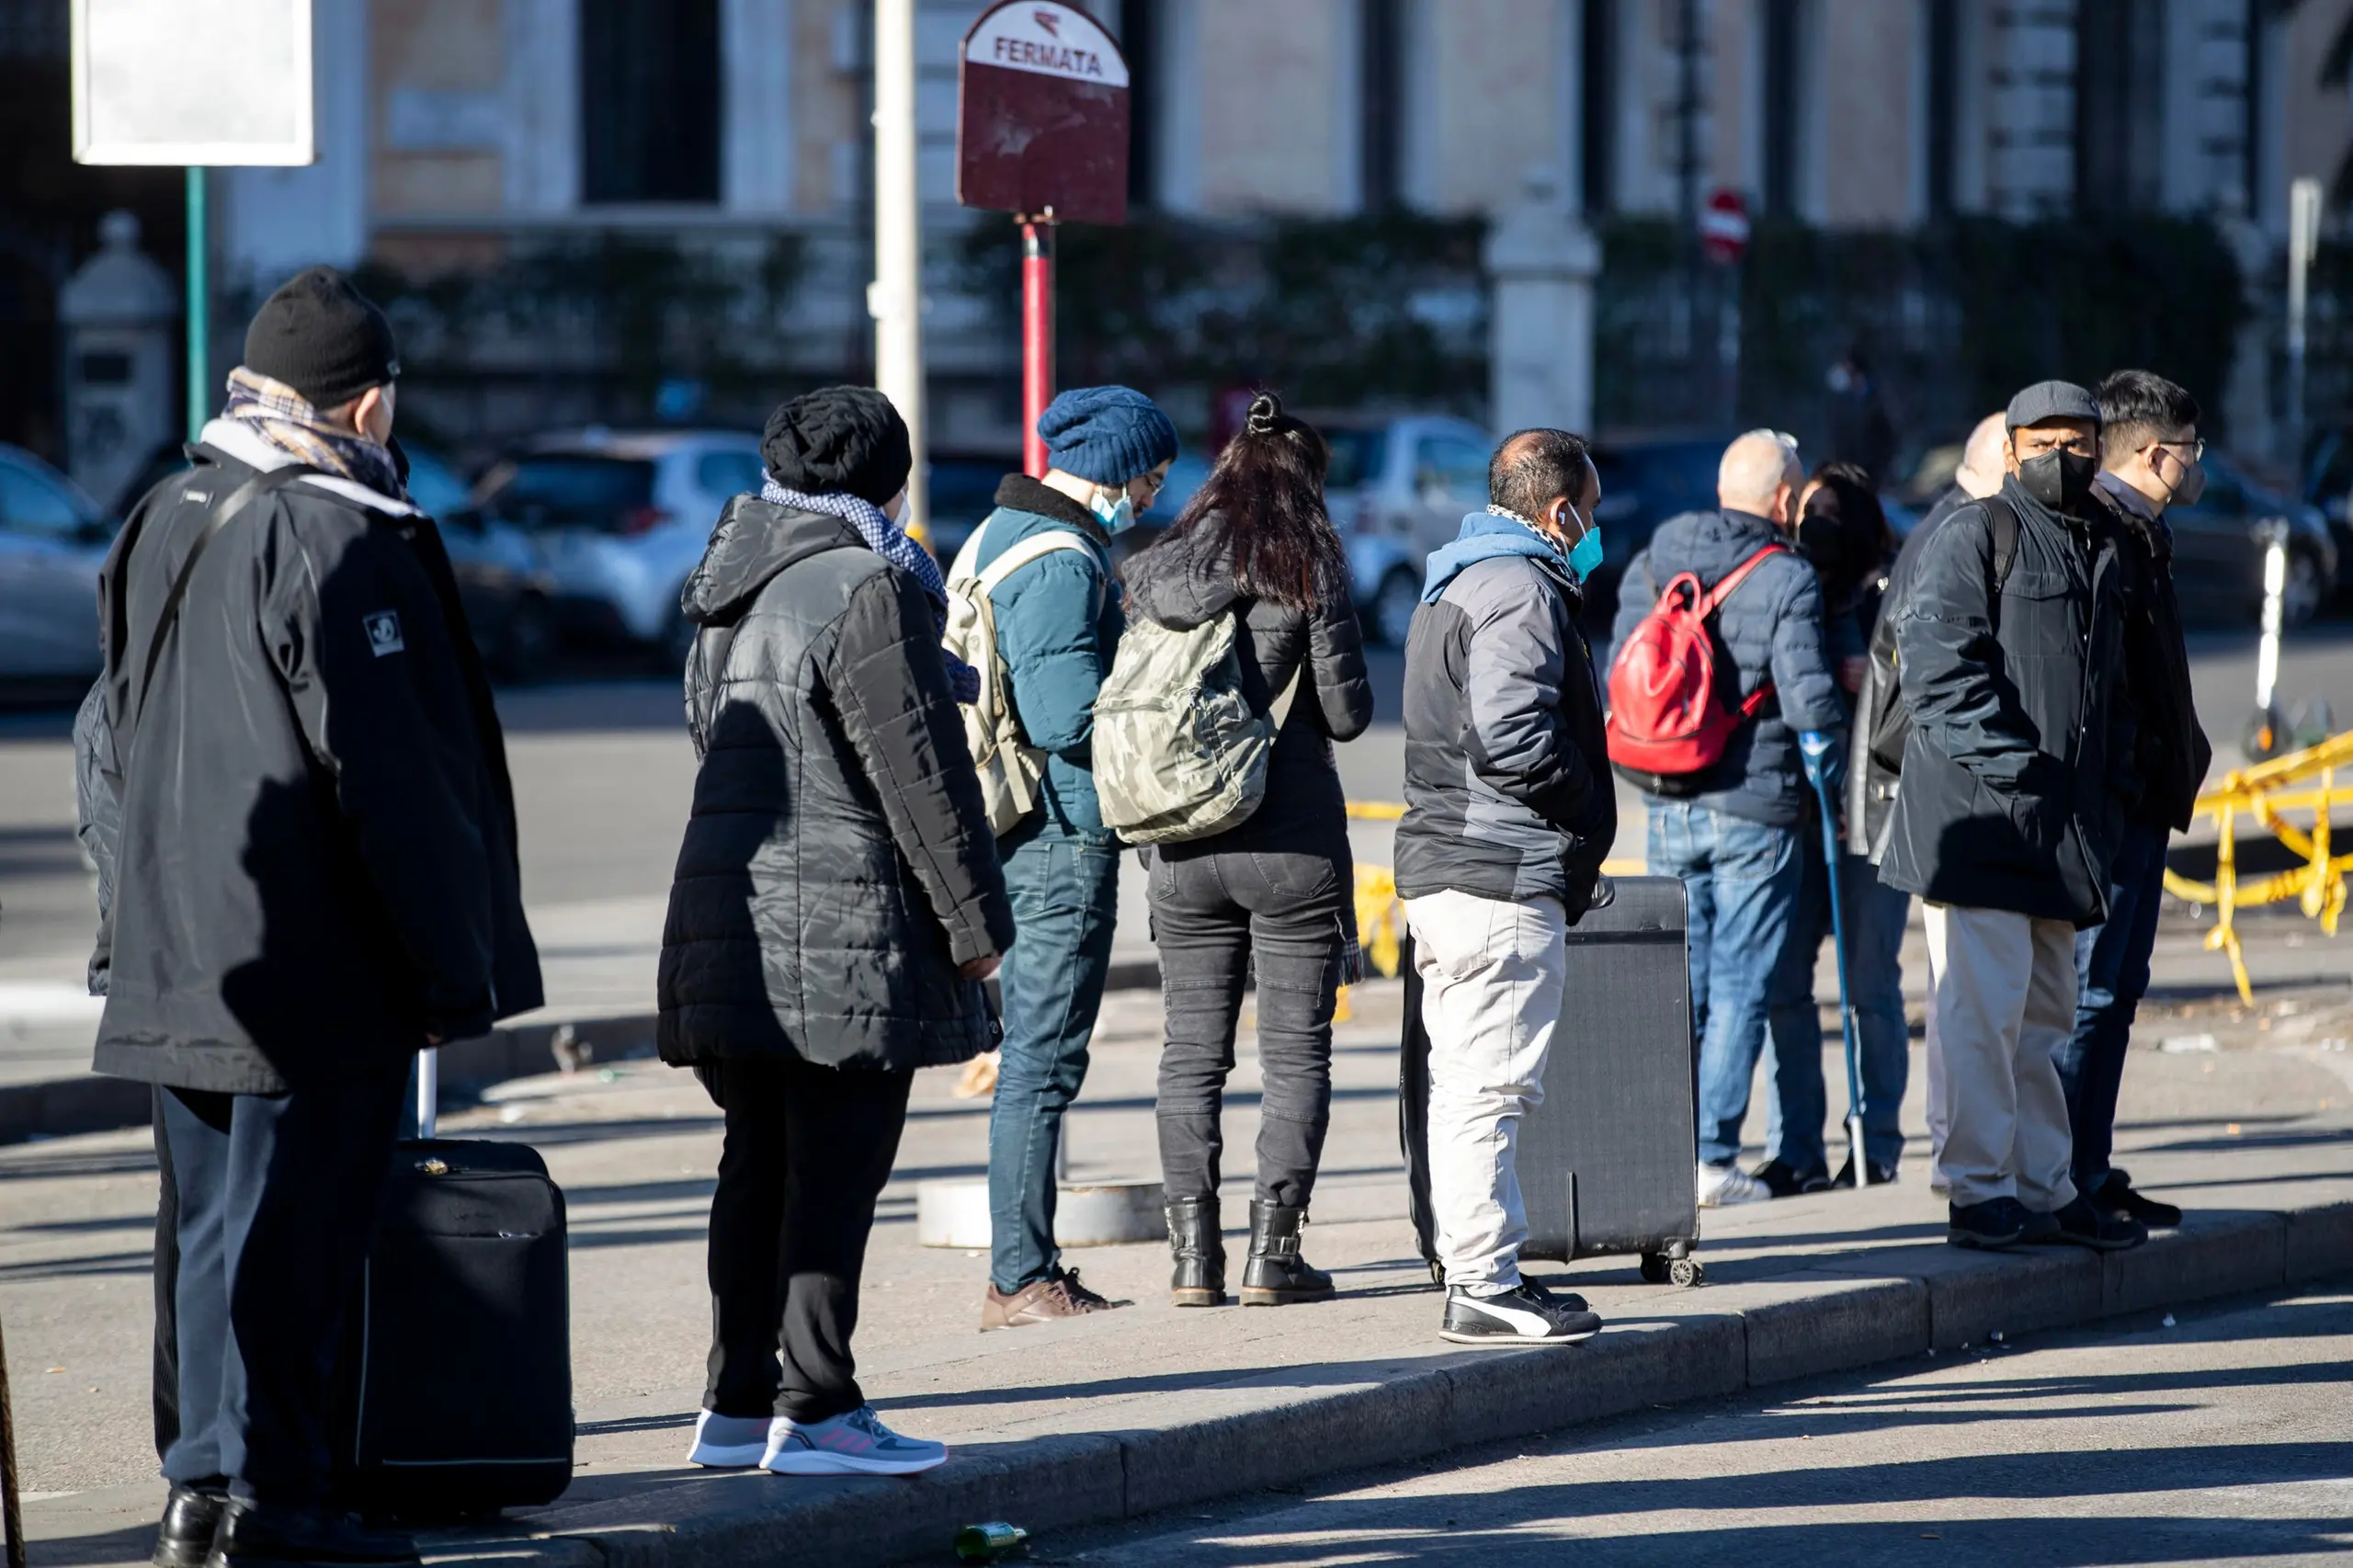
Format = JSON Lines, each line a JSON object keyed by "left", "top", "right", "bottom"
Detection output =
{"left": 762, "top": 1405, "right": 948, "bottom": 1477}
{"left": 1697, "top": 1162, "right": 1771, "bottom": 1208}
{"left": 688, "top": 1409, "right": 772, "bottom": 1468}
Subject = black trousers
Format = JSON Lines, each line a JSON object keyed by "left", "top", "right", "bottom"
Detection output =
{"left": 1148, "top": 844, "right": 1349, "bottom": 1210}
{"left": 153, "top": 1087, "right": 180, "bottom": 1464}
{"left": 701, "top": 1055, "right": 913, "bottom": 1425}
{"left": 159, "top": 1069, "right": 405, "bottom": 1506}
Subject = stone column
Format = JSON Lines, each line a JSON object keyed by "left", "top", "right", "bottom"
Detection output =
{"left": 1483, "top": 169, "right": 1603, "bottom": 437}
{"left": 58, "top": 212, "right": 178, "bottom": 513}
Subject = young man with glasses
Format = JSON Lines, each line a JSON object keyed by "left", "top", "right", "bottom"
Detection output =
{"left": 2062, "top": 370, "right": 2212, "bottom": 1231}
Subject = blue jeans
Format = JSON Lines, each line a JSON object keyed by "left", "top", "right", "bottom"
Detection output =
{"left": 1648, "top": 801, "right": 1804, "bottom": 1168}
{"left": 2060, "top": 822, "right": 2166, "bottom": 1189}
{"left": 1763, "top": 832, "right": 1913, "bottom": 1172}
{"left": 987, "top": 821, "right": 1121, "bottom": 1292}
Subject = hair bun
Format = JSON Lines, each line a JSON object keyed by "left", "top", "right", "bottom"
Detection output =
{"left": 1245, "top": 392, "right": 1283, "bottom": 437}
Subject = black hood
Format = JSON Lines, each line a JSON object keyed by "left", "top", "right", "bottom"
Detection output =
{"left": 1120, "top": 515, "right": 1240, "bottom": 631}
{"left": 681, "top": 495, "right": 865, "bottom": 625}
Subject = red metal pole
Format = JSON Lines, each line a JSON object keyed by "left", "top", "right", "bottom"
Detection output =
{"left": 1021, "top": 215, "right": 1055, "bottom": 478}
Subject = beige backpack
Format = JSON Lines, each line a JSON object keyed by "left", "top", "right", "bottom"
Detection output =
{"left": 942, "top": 518, "right": 1102, "bottom": 836}
{"left": 1093, "top": 608, "right": 1299, "bottom": 845}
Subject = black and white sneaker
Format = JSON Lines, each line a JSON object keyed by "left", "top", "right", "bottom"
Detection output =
{"left": 1439, "top": 1280, "right": 1603, "bottom": 1346}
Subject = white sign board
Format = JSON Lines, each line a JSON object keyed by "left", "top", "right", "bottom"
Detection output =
{"left": 73, "top": 0, "right": 314, "bottom": 165}
{"left": 964, "top": 3, "right": 1130, "bottom": 86}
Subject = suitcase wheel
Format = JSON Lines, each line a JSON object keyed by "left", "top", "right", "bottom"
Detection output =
{"left": 1639, "top": 1252, "right": 1671, "bottom": 1285}
{"left": 1669, "top": 1257, "right": 1705, "bottom": 1289}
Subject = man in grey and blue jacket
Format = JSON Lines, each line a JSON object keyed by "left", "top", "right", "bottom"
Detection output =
{"left": 1611, "top": 431, "right": 1847, "bottom": 1208}
{"left": 975, "top": 386, "right": 1178, "bottom": 1330}
{"left": 1395, "top": 428, "right": 1612, "bottom": 1347}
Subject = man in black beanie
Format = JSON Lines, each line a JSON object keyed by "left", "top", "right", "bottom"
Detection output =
{"left": 92, "top": 267, "right": 540, "bottom": 1568}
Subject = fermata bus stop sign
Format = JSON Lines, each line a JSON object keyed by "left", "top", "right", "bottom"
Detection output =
{"left": 957, "top": 1, "right": 1130, "bottom": 226}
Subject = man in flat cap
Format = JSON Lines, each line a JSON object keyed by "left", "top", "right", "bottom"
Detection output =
{"left": 1878, "top": 380, "right": 2144, "bottom": 1254}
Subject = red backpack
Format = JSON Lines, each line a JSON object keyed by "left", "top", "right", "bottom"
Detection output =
{"left": 1605, "top": 543, "right": 1790, "bottom": 781}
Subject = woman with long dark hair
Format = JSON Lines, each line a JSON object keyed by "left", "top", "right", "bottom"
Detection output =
{"left": 1120, "top": 391, "right": 1374, "bottom": 1308}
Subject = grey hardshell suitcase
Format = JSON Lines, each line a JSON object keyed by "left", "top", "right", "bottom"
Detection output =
{"left": 1399, "top": 875, "right": 1705, "bottom": 1287}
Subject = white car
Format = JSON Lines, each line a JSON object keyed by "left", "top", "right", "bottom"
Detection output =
{"left": 0, "top": 445, "right": 114, "bottom": 686}
{"left": 464, "top": 428, "right": 767, "bottom": 666}
{"left": 1319, "top": 414, "right": 1494, "bottom": 645}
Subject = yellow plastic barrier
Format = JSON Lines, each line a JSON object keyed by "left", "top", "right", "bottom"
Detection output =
{"left": 2160, "top": 729, "right": 2353, "bottom": 1004}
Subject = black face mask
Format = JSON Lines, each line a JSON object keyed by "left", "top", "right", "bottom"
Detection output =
{"left": 2017, "top": 449, "right": 2097, "bottom": 514}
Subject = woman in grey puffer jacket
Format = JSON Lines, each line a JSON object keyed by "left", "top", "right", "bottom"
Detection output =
{"left": 1119, "top": 392, "right": 1374, "bottom": 1310}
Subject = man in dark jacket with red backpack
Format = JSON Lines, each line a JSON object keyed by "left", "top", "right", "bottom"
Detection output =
{"left": 1609, "top": 429, "right": 1847, "bottom": 1209}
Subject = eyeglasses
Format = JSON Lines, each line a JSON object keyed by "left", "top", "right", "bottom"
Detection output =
{"left": 2153, "top": 437, "right": 2206, "bottom": 462}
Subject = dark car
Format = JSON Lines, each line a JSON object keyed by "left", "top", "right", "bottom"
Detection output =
{"left": 1583, "top": 436, "right": 1729, "bottom": 627}
{"left": 2164, "top": 449, "right": 2337, "bottom": 628}
{"left": 2298, "top": 426, "right": 2353, "bottom": 598}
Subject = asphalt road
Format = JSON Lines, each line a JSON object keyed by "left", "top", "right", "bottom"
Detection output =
{"left": 1031, "top": 1282, "right": 2353, "bottom": 1568}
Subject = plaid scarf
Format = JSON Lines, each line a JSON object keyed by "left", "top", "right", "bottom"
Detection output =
{"left": 761, "top": 478, "right": 980, "bottom": 703}
{"left": 222, "top": 367, "right": 405, "bottom": 501}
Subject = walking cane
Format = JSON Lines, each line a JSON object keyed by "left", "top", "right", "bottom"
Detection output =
{"left": 1, "top": 1310, "right": 25, "bottom": 1568}
{"left": 1799, "top": 731, "right": 1869, "bottom": 1189}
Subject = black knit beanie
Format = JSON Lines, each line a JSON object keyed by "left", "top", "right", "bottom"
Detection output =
{"left": 760, "top": 386, "right": 911, "bottom": 506}
{"left": 243, "top": 267, "right": 400, "bottom": 409}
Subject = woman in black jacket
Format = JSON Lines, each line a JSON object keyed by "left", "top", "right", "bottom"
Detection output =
{"left": 1120, "top": 392, "right": 1374, "bottom": 1308}
{"left": 660, "top": 387, "right": 1014, "bottom": 1476}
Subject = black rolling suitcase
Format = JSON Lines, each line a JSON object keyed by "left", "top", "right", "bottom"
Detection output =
{"left": 1399, "top": 875, "right": 1705, "bottom": 1287}
{"left": 333, "top": 1051, "right": 574, "bottom": 1517}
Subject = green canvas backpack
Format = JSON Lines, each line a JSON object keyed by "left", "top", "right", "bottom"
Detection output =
{"left": 1093, "top": 608, "right": 1299, "bottom": 845}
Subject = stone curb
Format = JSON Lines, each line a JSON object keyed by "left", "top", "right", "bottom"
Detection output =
{"left": 416, "top": 1195, "right": 2353, "bottom": 1568}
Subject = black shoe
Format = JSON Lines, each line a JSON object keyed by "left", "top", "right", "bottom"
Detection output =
{"left": 2094, "top": 1169, "right": 2182, "bottom": 1229}
{"left": 1239, "top": 1200, "right": 1335, "bottom": 1305}
{"left": 1947, "top": 1196, "right": 2031, "bottom": 1249}
{"left": 2026, "top": 1195, "right": 2147, "bottom": 1252}
{"left": 208, "top": 1502, "right": 419, "bottom": 1568}
{"left": 153, "top": 1486, "right": 227, "bottom": 1568}
{"left": 1165, "top": 1195, "right": 1227, "bottom": 1306}
{"left": 1440, "top": 1280, "right": 1602, "bottom": 1346}
{"left": 1752, "top": 1158, "right": 1832, "bottom": 1198}
{"left": 1833, "top": 1154, "right": 1901, "bottom": 1187}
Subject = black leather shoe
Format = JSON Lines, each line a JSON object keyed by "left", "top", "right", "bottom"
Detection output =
{"left": 1754, "top": 1159, "right": 1832, "bottom": 1197}
{"left": 1165, "top": 1194, "right": 1227, "bottom": 1306}
{"left": 208, "top": 1502, "right": 419, "bottom": 1568}
{"left": 2027, "top": 1195, "right": 2146, "bottom": 1252}
{"left": 2094, "top": 1168, "right": 2182, "bottom": 1229}
{"left": 1239, "top": 1200, "right": 1335, "bottom": 1305}
{"left": 1947, "top": 1196, "right": 2031, "bottom": 1249}
{"left": 153, "top": 1486, "right": 227, "bottom": 1568}
{"left": 1834, "top": 1154, "right": 1901, "bottom": 1187}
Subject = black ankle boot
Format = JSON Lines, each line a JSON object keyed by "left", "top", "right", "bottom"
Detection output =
{"left": 1165, "top": 1195, "right": 1226, "bottom": 1306}
{"left": 1240, "top": 1200, "right": 1334, "bottom": 1305}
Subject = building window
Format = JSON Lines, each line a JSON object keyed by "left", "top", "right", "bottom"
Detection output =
{"left": 1925, "top": 0, "right": 1959, "bottom": 217}
{"left": 1760, "top": 0, "right": 1802, "bottom": 216}
{"left": 2075, "top": 0, "right": 2164, "bottom": 213}
{"left": 580, "top": 0, "right": 722, "bottom": 204}
{"left": 1360, "top": 0, "right": 1404, "bottom": 210}
{"left": 1123, "top": 0, "right": 1158, "bottom": 209}
{"left": 1580, "top": 0, "right": 1615, "bottom": 214}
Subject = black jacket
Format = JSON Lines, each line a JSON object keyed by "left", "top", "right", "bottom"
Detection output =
{"left": 1611, "top": 508, "right": 1847, "bottom": 827}
{"left": 1396, "top": 542, "right": 1615, "bottom": 911}
{"left": 1118, "top": 517, "right": 1374, "bottom": 857}
{"left": 657, "top": 496, "right": 1015, "bottom": 1072}
{"left": 93, "top": 425, "right": 541, "bottom": 1094}
{"left": 74, "top": 679, "right": 118, "bottom": 996}
{"left": 2096, "top": 480, "right": 2211, "bottom": 833}
{"left": 1879, "top": 477, "right": 2136, "bottom": 926}
{"left": 1847, "top": 488, "right": 1972, "bottom": 857}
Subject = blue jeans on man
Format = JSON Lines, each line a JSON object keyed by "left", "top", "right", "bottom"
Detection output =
{"left": 986, "top": 819, "right": 1122, "bottom": 1292}
{"left": 1763, "top": 829, "right": 1912, "bottom": 1174}
{"left": 2060, "top": 822, "right": 2167, "bottom": 1190}
{"left": 1648, "top": 801, "right": 1804, "bottom": 1168}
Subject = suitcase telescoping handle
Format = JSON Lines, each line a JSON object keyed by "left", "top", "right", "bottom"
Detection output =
{"left": 415, "top": 1047, "right": 439, "bottom": 1142}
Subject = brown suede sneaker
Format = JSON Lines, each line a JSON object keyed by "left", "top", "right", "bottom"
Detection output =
{"left": 980, "top": 1268, "right": 1130, "bottom": 1330}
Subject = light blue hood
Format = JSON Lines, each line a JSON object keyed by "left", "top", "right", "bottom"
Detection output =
{"left": 1420, "top": 509, "right": 1574, "bottom": 603}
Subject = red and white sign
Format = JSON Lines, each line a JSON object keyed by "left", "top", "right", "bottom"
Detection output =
{"left": 958, "top": 1, "right": 1131, "bottom": 226}
{"left": 1699, "top": 187, "right": 1750, "bottom": 266}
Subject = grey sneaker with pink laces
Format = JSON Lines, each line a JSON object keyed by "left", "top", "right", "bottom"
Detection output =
{"left": 759, "top": 1405, "right": 947, "bottom": 1476}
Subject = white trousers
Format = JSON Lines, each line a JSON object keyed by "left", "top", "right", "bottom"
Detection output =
{"left": 1921, "top": 903, "right": 2080, "bottom": 1211}
{"left": 1404, "top": 887, "right": 1568, "bottom": 1291}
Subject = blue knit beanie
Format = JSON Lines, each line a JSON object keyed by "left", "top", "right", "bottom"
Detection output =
{"left": 1036, "top": 385, "right": 1179, "bottom": 485}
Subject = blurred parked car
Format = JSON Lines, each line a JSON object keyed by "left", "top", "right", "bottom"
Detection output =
{"left": 460, "top": 428, "right": 765, "bottom": 667}
{"left": 0, "top": 445, "right": 114, "bottom": 687}
{"left": 1582, "top": 436, "right": 1727, "bottom": 627}
{"left": 2166, "top": 449, "right": 2336, "bottom": 628}
{"left": 917, "top": 449, "right": 1024, "bottom": 567}
{"left": 2297, "top": 426, "right": 2353, "bottom": 597}
{"left": 1300, "top": 413, "right": 1492, "bottom": 645}
{"left": 411, "top": 447, "right": 563, "bottom": 682}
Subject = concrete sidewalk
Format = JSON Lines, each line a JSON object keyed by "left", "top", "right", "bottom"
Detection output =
{"left": 17, "top": 963, "right": 2353, "bottom": 1568}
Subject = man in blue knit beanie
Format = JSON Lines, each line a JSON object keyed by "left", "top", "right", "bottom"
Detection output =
{"left": 962, "top": 385, "right": 1178, "bottom": 1329}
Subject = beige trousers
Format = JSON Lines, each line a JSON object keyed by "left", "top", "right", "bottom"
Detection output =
{"left": 1404, "top": 887, "right": 1568, "bottom": 1291}
{"left": 1921, "top": 903, "right": 2080, "bottom": 1211}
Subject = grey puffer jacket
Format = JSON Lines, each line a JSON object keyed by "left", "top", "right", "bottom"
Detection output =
{"left": 1118, "top": 517, "right": 1373, "bottom": 856}
{"left": 1611, "top": 508, "right": 1847, "bottom": 827}
{"left": 1395, "top": 539, "right": 1615, "bottom": 912}
{"left": 657, "top": 496, "right": 1016, "bottom": 1070}
{"left": 1879, "top": 478, "right": 2136, "bottom": 926}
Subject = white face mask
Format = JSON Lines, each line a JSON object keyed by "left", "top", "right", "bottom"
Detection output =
{"left": 1090, "top": 485, "right": 1138, "bottom": 534}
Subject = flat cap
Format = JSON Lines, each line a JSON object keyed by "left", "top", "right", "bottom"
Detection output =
{"left": 2006, "top": 380, "right": 2100, "bottom": 430}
